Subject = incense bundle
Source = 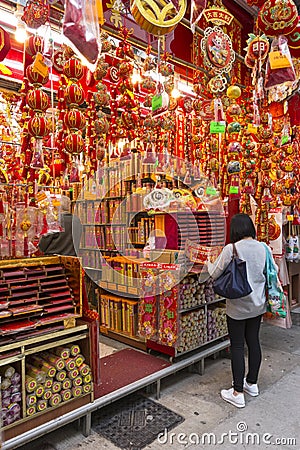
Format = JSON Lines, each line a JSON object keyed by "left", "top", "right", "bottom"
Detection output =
{"left": 55, "top": 370, "right": 67, "bottom": 382}
{"left": 69, "top": 344, "right": 80, "bottom": 356}
{"left": 25, "top": 375, "right": 37, "bottom": 392}
{"left": 26, "top": 364, "right": 46, "bottom": 384}
{"left": 83, "top": 374, "right": 92, "bottom": 384}
{"left": 83, "top": 383, "right": 92, "bottom": 394}
{"left": 37, "top": 400, "right": 47, "bottom": 411}
{"left": 62, "top": 378, "right": 72, "bottom": 390}
{"left": 71, "top": 386, "right": 82, "bottom": 397}
{"left": 64, "top": 358, "right": 76, "bottom": 371}
{"left": 61, "top": 389, "right": 72, "bottom": 402}
{"left": 26, "top": 405, "right": 36, "bottom": 416}
{"left": 49, "top": 393, "right": 62, "bottom": 407}
{"left": 53, "top": 346, "right": 70, "bottom": 359}
{"left": 0, "top": 365, "right": 15, "bottom": 378}
{"left": 74, "top": 354, "right": 85, "bottom": 367}
{"left": 78, "top": 363, "right": 90, "bottom": 377}
{"left": 42, "top": 389, "right": 52, "bottom": 401}
{"left": 67, "top": 368, "right": 79, "bottom": 379}
{"left": 41, "top": 353, "right": 65, "bottom": 371}
{"left": 44, "top": 378, "right": 53, "bottom": 389}
{"left": 51, "top": 381, "right": 62, "bottom": 393}
{"left": 72, "top": 376, "right": 83, "bottom": 387}
{"left": 26, "top": 394, "right": 37, "bottom": 406}
{"left": 35, "top": 385, "right": 44, "bottom": 398}
{"left": 29, "top": 355, "right": 57, "bottom": 378}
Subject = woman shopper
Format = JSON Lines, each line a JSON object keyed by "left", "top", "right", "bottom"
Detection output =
{"left": 207, "top": 213, "right": 275, "bottom": 408}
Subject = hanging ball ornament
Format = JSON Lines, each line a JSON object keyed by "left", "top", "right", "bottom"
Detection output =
{"left": 63, "top": 57, "right": 84, "bottom": 82}
{"left": 64, "top": 109, "right": 86, "bottom": 131}
{"left": 26, "top": 89, "right": 49, "bottom": 113}
{"left": 64, "top": 133, "right": 85, "bottom": 154}
{"left": 227, "top": 85, "right": 241, "bottom": 100}
{"left": 65, "top": 84, "right": 85, "bottom": 107}
{"left": 25, "top": 35, "right": 45, "bottom": 57}
{"left": 26, "top": 64, "right": 49, "bottom": 87}
{"left": 27, "top": 116, "right": 48, "bottom": 138}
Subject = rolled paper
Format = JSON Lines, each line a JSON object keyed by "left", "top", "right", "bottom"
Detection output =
{"left": 61, "top": 389, "right": 72, "bottom": 402}
{"left": 65, "top": 358, "right": 76, "bottom": 371}
{"left": 26, "top": 405, "right": 36, "bottom": 416}
{"left": 83, "top": 374, "right": 92, "bottom": 384}
{"left": 1, "top": 378, "right": 11, "bottom": 390}
{"left": 52, "top": 381, "right": 62, "bottom": 393}
{"left": 26, "top": 364, "right": 46, "bottom": 384}
{"left": 74, "top": 354, "right": 85, "bottom": 367}
{"left": 62, "top": 378, "right": 72, "bottom": 390}
{"left": 49, "top": 393, "right": 61, "bottom": 407}
{"left": 67, "top": 368, "right": 79, "bottom": 379}
{"left": 25, "top": 375, "right": 37, "bottom": 392}
{"left": 71, "top": 386, "right": 82, "bottom": 397}
{"left": 53, "top": 346, "right": 70, "bottom": 359}
{"left": 11, "top": 391, "right": 22, "bottom": 403}
{"left": 37, "top": 400, "right": 47, "bottom": 411}
{"left": 78, "top": 363, "right": 90, "bottom": 377}
{"left": 26, "top": 394, "right": 37, "bottom": 406}
{"left": 11, "top": 372, "right": 21, "bottom": 385}
{"left": 44, "top": 378, "right": 53, "bottom": 389}
{"left": 36, "top": 385, "right": 44, "bottom": 398}
{"left": 42, "top": 389, "right": 52, "bottom": 401}
{"left": 30, "top": 356, "right": 57, "bottom": 378}
{"left": 69, "top": 344, "right": 80, "bottom": 356}
{"left": 82, "top": 383, "right": 92, "bottom": 394}
{"left": 0, "top": 365, "right": 15, "bottom": 378}
{"left": 72, "top": 376, "right": 83, "bottom": 387}
{"left": 55, "top": 370, "right": 67, "bottom": 382}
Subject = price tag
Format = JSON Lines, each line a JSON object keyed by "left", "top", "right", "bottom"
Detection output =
{"left": 32, "top": 52, "right": 49, "bottom": 77}
{"left": 152, "top": 94, "right": 163, "bottom": 112}
{"left": 287, "top": 214, "right": 294, "bottom": 221}
{"left": 281, "top": 135, "right": 289, "bottom": 145}
{"left": 206, "top": 186, "right": 218, "bottom": 196}
{"left": 247, "top": 123, "right": 258, "bottom": 134}
{"left": 269, "top": 51, "right": 291, "bottom": 69}
{"left": 229, "top": 186, "right": 239, "bottom": 194}
{"left": 210, "top": 121, "right": 226, "bottom": 134}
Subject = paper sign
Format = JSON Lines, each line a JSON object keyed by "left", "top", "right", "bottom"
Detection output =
{"left": 247, "top": 123, "right": 258, "bottom": 134}
{"left": 269, "top": 51, "right": 291, "bottom": 69}
{"left": 32, "top": 52, "right": 49, "bottom": 78}
{"left": 152, "top": 94, "right": 163, "bottom": 112}
{"left": 281, "top": 135, "right": 289, "bottom": 145}
{"left": 210, "top": 121, "right": 226, "bottom": 134}
{"left": 229, "top": 186, "right": 239, "bottom": 194}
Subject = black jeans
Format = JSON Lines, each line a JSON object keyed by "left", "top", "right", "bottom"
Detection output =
{"left": 226, "top": 314, "right": 262, "bottom": 393}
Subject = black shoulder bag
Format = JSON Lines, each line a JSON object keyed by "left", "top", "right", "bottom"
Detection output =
{"left": 213, "top": 243, "right": 252, "bottom": 299}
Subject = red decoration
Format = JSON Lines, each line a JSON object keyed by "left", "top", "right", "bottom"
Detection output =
{"left": 0, "top": 26, "right": 11, "bottom": 62}
{"left": 63, "top": 57, "right": 84, "bottom": 81}
{"left": 53, "top": 50, "right": 66, "bottom": 73}
{"left": 26, "top": 89, "right": 49, "bottom": 112}
{"left": 25, "top": 35, "right": 44, "bottom": 57}
{"left": 22, "top": 0, "right": 49, "bottom": 29}
{"left": 65, "top": 84, "right": 85, "bottom": 107}
{"left": 257, "top": 0, "right": 298, "bottom": 37}
{"left": 27, "top": 116, "right": 48, "bottom": 138}
{"left": 64, "top": 109, "right": 86, "bottom": 131}
{"left": 64, "top": 133, "right": 85, "bottom": 154}
{"left": 26, "top": 64, "right": 49, "bottom": 87}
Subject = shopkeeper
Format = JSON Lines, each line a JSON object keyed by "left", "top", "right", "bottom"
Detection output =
{"left": 38, "top": 195, "right": 82, "bottom": 257}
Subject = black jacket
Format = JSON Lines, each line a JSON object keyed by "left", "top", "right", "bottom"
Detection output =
{"left": 38, "top": 213, "right": 82, "bottom": 256}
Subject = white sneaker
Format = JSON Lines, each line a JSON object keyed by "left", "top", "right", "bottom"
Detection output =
{"left": 244, "top": 379, "right": 259, "bottom": 397}
{"left": 221, "top": 388, "right": 245, "bottom": 408}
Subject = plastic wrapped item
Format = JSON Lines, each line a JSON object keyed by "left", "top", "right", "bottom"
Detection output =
{"left": 63, "top": 0, "right": 101, "bottom": 69}
{"left": 265, "top": 35, "right": 296, "bottom": 89}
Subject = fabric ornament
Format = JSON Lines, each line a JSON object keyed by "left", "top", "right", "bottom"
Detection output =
{"left": 257, "top": 0, "right": 298, "bottom": 37}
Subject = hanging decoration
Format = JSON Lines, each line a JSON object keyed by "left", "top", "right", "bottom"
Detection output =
{"left": 130, "top": 0, "right": 187, "bottom": 36}
{"left": 22, "top": 0, "right": 49, "bottom": 29}
{"left": 257, "top": 0, "right": 298, "bottom": 37}
{"left": 190, "top": 0, "right": 207, "bottom": 33}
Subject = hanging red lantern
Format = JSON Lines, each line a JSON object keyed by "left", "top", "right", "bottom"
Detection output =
{"left": 64, "top": 109, "right": 86, "bottom": 131}
{"left": 63, "top": 57, "right": 84, "bottom": 81}
{"left": 65, "top": 84, "right": 85, "bottom": 107}
{"left": 64, "top": 133, "right": 85, "bottom": 154}
{"left": 25, "top": 35, "right": 44, "bottom": 57}
{"left": 257, "top": 0, "right": 298, "bottom": 37}
{"left": 26, "top": 64, "right": 49, "bottom": 87}
{"left": 26, "top": 89, "right": 49, "bottom": 112}
{"left": 27, "top": 116, "right": 48, "bottom": 138}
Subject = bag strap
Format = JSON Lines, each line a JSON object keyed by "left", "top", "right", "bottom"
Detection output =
{"left": 232, "top": 243, "right": 238, "bottom": 258}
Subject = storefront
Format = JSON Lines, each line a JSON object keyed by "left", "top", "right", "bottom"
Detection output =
{"left": 0, "top": 0, "right": 299, "bottom": 447}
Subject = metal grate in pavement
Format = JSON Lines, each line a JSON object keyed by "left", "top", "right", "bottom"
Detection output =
{"left": 93, "top": 393, "right": 184, "bottom": 450}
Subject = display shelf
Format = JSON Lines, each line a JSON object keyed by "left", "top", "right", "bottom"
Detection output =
{"left": 178, "top": 304, "right": 206, "bottom": 314}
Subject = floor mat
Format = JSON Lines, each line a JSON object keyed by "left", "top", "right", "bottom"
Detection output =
{"left": 93, "top": 393, "right": 184, "bottom": 450}
{"left": 95, "top": 348, "right": 171, "bottom": 398}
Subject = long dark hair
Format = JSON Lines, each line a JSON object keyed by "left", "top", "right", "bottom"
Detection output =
{"left": 230, "top": 213, "right": 256, "bottom": 243}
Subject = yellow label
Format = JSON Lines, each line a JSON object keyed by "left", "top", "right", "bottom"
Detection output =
{"left": 269, "top": 51, "right": 291, "bottom": 69}
{"left": 32, "top": 52, "right": 49, "bottom": 77}
{"left": 287, "top": 214, "right": 293, "bottom": 221}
